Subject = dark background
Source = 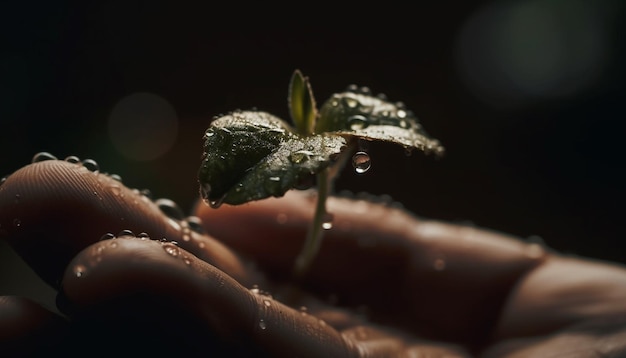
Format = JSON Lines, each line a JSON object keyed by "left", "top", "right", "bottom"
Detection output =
{"left": 1, "top": 1, "right": 625, "bottom": 308}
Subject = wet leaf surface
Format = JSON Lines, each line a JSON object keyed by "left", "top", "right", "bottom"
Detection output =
{"left": 316, "top": 89, "right": 444, "bottom": 156}
{"left": 198, "top": 111, "right": 347, "bottom": 207}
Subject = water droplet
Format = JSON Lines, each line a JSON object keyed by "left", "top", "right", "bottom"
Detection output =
{"left": 348, "top": 115, "right": 369, "bottom": 130}
{"left": 73, "top": 264, "right": 87, "bottom": 278}
{"left": 322, "top": 212, "right": 334, "bottom": 230}
{"left": 183, "top": 256, "right": 191, "bottom": 265}
{"left": 0, "top": 176, "right": 7, "bottom": 186}
{"left": 397, "top": 109, "right": 407, "bottom": 118}
{"left": 117, "top": 229, "right": 135, "bottom": 237}
{"left": 137, "top": 232, "right": 150, "bottom": 239}
{"left": 81, "top": 159, "right": 100, "bottom": 172}
{"left": 64, "top": 155, "right": 80, "bottom": 163}
{"left": 109, "top": 174, "right": 123, "bottom": 182}
{"left": 110, "top": 184, "right": 122, "bottom": 196}
{"left": 299, "top": 306, "right": 308, "bottom": 315}
{"left": 352, "top": 152, "right": 371, "bottom": 174}
{"left": 289, "top": 150, "right": 314, "bottom": 164}
{"left": 433, "top": 258, "right": 446, "bottom": 271}
{"left": 100, "top": 233, "right": 115, "bottom": 241}
{"left": 32, "top": 152, "right": 57, "bottom": 163}
{"left": 250, "top": 285, "right": 260, "bottom": 294}
{"left": 258, "top": 319, "right": 267, "bottom": 330}
{"left": 346, "top": 84, "right": 358, "bottom": 92}
{"left": 155, "top": 198, "right": 185, "bottom": 220}
{"left": 110, "top": 241, "right": 118, "bottom": 248}
{"left": 276, "top": 213, "right": 288, "bottom": 224}
{"left": 359, "top": 86, "right": 371, "bottom": 95}
{"left": 398, "top": 119, "right": 408, "bottom": 128}
{"left": 13, "top": 218, "right": 21, "bottom": 227}
{"left": 186, "top": 216, "right": 205, "bottom": 234}
{"left": 263, "top": 299, "right": 271, "bottom": 307}
{"left": 268, "top": 176, "right": 280, "bottom": 182}
{"left": 208, "top": 196, "right": 224, "bottom": 209}
{"left": 343, "top": 97, "right": 359, "bottom": 108}
{"left": 140, "top": 188, "right": 152, "bottom": 199}
{"left": 526, "top": 243, "right": 544, "bottom": 259}
{"left": 163, "top": 243, "right": 180, "bottom": 257}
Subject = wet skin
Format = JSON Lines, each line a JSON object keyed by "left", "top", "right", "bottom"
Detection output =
{"left": 1, "top": 159, "right": 626, "bottom": 357}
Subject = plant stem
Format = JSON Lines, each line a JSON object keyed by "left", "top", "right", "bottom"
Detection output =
{"left": 292, "top": 139, "right": 357, "bottom": 279}
{"left": 293, "top": 167, "right": 330, "bottom": 278}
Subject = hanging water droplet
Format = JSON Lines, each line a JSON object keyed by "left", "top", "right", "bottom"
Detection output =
{"left": 322, "top": 212, "right": 334, "bottom": 230}
{"left": 258, "top": 319, "right": 267, "bottom": 330}
{"left": 13, "top": 218, "right": 21, "bottom": 227}
{"left": 64, "top": 155, "right": 80, "bottom": 163}
{"left": 155, "top": 198, "right": 185, "bottom": 220}
{"left": 32, "top": 152, "right": 57, "bottom": 163}
{"left": 73, "top": 264, "right": 87, "bottom": 278}
{"left": 208, "top": 195, "right": 225, "bottom": 209}
{"left": 348, "top": 115, "right": 369, "bottom": 130}
{"left": 352, "top": 152, "right": 371, "bottom": 174}
{"left": 140, "top": 188, "right": 152, "bottom": 199}
{"left": 81, "top": 159, "right": 100, "bottom": 172}
{"left": 0, "top": 176, "right": 7, "bottom": 186}
{"left": 137, "top": 232, "right": 150, "bottom": 239}
{"left": 100, "top": 233, "right": 115, "bottom": 241}
{"left": 263, "top": 299, "right": 271, "bottom": 307}
{"left": 346, "top": 84, "right": 358, "bottom": 92}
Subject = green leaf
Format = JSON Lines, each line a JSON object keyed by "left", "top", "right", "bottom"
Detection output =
{"left": 288, "top": 69, "right": 317, "bottom": 135}
{"left": 198, "top": 110, "right": 347, "bottom": 207}
{"left": 316, "top": 87, "right": 444, "bottom": 156}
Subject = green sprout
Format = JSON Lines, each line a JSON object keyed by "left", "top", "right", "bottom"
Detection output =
{"left": 198, "top": 70, "right": 444, "bottom": 278}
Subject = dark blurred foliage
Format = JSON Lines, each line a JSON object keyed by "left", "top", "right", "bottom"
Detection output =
{"left": 1, "top": 1, "right": 625, "bottom": 306}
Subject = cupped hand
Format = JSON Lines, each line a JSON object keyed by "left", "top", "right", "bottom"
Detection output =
{"left": 1, "top": 158, "right": 626, "bottom": 357}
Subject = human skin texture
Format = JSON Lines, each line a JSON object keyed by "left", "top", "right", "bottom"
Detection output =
{"left": 1, "top": 159, "right": 626, "bottom": 357}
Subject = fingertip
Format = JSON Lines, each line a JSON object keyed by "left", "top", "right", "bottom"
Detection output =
{"left": 60, "top": 237, "right": 357, "bottom": 357}
{"left": 0, "top": 158, "right": 251, "bottom": 288}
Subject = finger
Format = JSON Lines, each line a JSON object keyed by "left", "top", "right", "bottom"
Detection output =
{"left": 194, "top": 190, "right": 549, "bottom": 345}
{"left": 0, "top": 296, "right": 67, "bottom": 355}
{"left": 492, "top": 256, "right": 626, "bottom": 340}
{"left": 0, "top": 157, "right": 253, "bottom": 288}
{"left": 60, "top": 236, "right": 360, "bottom": 358}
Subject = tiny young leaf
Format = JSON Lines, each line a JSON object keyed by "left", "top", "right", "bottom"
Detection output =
{"left": 198, "top": 110, "right": 347, "bottom": 208}
{"left": 316, "top": 88, "right": 444, "bottom": 156}
{"left": 288, "top": 70, "right": 317, "bottom": 136}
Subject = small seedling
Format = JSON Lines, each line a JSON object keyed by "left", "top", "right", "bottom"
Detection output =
{"left": 198, "top": 70, "right": 444, "bottom": 278}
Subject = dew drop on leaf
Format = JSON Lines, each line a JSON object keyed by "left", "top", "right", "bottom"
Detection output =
{"left": 352, "top": 151, "right": 371, "bottom": 174}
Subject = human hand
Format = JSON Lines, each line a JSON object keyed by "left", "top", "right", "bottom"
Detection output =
{"left": 1, "top": 157, "right": 625, "bottom": 357}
